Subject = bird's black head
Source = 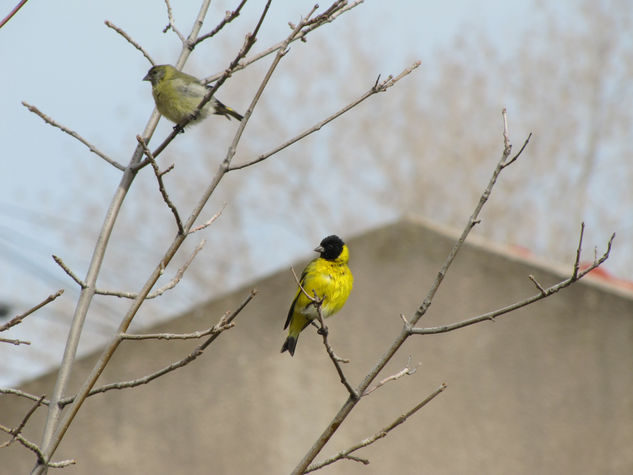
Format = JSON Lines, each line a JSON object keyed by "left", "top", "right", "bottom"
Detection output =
{"left": 143, "top": 65, "right": 167, "bottom": 85}
{"left": 315, "top": 235, "right": 345, "bottom": 260}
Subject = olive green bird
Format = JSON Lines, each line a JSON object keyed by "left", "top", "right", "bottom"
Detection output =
{"left": 143, "top": 64, "right": 243, "bottom": 125}
{"left": 281, "top": 235, "right": 353, "bottom": 356}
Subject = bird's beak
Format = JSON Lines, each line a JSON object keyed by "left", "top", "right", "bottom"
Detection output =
{"left": 314, "top": 245, "right": 324, "bottom": 254}
{"left": 142, "top": 73, "right": 150, "bottom": 82}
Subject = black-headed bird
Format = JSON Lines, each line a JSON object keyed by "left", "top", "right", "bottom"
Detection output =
{"left": 281, "top": 235, "right": 353, "bottom": 356}
{"left": 143, "top": 64, "right": 243, "bottom": 125}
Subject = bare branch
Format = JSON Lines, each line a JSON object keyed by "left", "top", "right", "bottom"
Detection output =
{"left": 52, "top": 255, "right": 85, "bottom": 288}
{"left": 306, "top": 383, "right": 447, "bottom": 473}
{"left": 58, "top": 290, "right": 256, "bottom": 407}
{"left": 94, "top": 240, "right": 205, "bottom": 300}
{"left": 0, "top": 423, "right": 75, "bottom": 468}
{"left": 528, "top": 274, "right": 546, "bottom": 296}
{"left": 0, "top": 0, "right": 29, "bottom": 30}
{"left": 229, "top": 61, "right": 421, "bottom": 171}
{"left": 162, "top": 0, "right": 186, "bottom": 43}
{"left": 572, "top": 222, "right": 585, "bottom": 279}
{"left": 21, "top": 102, "right": 126, "bottom": 171}
{"left": 193, "top": 0, "right": 248, "bottom": 46}
{"left": 0, "top": 388, "right": 50, "bottom": 406}
{"left": 0, "top": 289, "right": 64, "bottom": 333}
{"left": 362, "top": 356, "right": 419, "bottom": 396}
{"left": 120, "top": 320, "right": 235, "bottom": 341}
{"left": 0, "top": 337, "right": 30, "bottom": 346}
{"left": 410, "top": 225, "right": 614, "bottom": 335}
{"left": 188, "top": 204, "right": 225, "bottom": 234}
{"left": 104, "top": 20, "right": 155, "bottom": 65}
{"left": 315, "top": 306, "right": 358, "bottom": 400}
{"left": 137, "top": 135, "right": 184, "bottom": 235}
{"left": 202, "top": 0, "right": 365, "bottom": 84}
{"left": 0, "top": 395, "right": 45, "bottom": 448}
{"left": 502, "top": 132, "right": 532, "bottom": 169}
{"left": 502, "top": 108, "right": 511, "bottom": 155}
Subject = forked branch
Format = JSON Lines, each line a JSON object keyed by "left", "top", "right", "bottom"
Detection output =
{"left": 305, "top": 384, "right": 447, "bottom": 472}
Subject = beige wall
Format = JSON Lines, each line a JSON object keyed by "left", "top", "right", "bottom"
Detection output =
{"left": 2, "top": 219, "right": 632, "bottom": 474}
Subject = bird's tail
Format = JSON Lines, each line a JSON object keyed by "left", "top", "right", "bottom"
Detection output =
{"left": 213, "top": 99, "right": 244, "bottom": 121}
{"left": 281, "top": 335, "right": 298, "bottom": 356}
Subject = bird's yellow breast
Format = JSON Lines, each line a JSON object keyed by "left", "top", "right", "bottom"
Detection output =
{"left": 295, "top": 249, "right": 353, "bottom": 319}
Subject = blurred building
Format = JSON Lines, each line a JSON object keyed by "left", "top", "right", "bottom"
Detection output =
{"left": 2, "top": 217, "right": 632, "bottom": 474}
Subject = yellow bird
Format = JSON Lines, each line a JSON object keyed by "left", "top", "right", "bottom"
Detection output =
{"left": 281, "top": 235, "right": 353, "bottom": 356}
{"left": 143, "top": 64, "right": 243, "bottom": 124}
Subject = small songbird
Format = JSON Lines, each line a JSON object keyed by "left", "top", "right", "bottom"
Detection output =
{"left": 281, "top": 235, "right": 354, "bottom": 356}
{"left": 143, "top": 64, "right": 243, "bottom": 125}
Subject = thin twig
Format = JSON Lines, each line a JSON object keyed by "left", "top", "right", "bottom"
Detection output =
{"left": 528, "top": 274, "right": 546, "bottom": 296}
{"left": 409, "top": 227, "right": 614, "bottom": 335}
{"left": 93, "top": 240, "right": 205, "bottom": 300}
{"left": 0, "top": 423, "right": 75, "bottom": 468}
{"left": 52, "top": 255, "right": 85, "bottom": 288}
{"left": 0, "top": 337, "right": 30, "bottom": 346}
{"left": 306, "top": 383, "right": 447, "bottom": 472}
{"left": 315, "top": 305, "right": 358, "bottom": 399}
{"left": 137, "top": 135, "right": 184, "bottom": 235}
{"left": 193, "top": 0, "right": 248, "bottom": 46}
{"left": 229, "top": 61, "right": 421, "bottom": 171}
{"left": 502, "top": 108, "right": 511, "bottom": 155}
{"left": 502, "top": 132, "right": 532, "bottom": 169}
{"left": 0, "top": 289, "right": 64, "bottom": 333}
{"left": 362, "top": 356, "right": 419, "bottom": 396}
{"left": 21, "top": 102, "right": 126, "bottom": 171}
{"left": 572, "top": 222, "right": 585, "bottom": 279}
{"left": 0, "top": 0, "right": 29, "bottom": 29}
{"left": 105, "top": 20, "right": 155, "bottom": 65}
{"left": 202, "top": 0, "right": 365, "bottom": 84}
{"left": 290, "top": 266, "right": 317, "bottom": 302}
{"left": 188, "top": 204, "right": 225, "bottom": 234}
{"left": 58, "top": 290, "right": 256, "bottom": 407}
{"left": 162, "top": 0, "right": 186, "bottom": 43}
{"left": 120, "top": 320, "right": 234, "bottom": 341}
{"left": 0, "top": 395, "right": 46, "bottom": 448}
{"left": 0, "top": 388, "right": 50, "bottom": 406}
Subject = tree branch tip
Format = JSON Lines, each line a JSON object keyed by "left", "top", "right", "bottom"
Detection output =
{"left": 608, "top": 232, "right": 616, "bottom": 246}
{"left": 346, "top": 454, "right": 370, "bottom": 465}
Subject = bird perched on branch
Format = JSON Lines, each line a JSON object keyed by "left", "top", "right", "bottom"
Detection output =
{"left": 281, "top": 235, "right": 353, "bottom": 356}
{"left": 143, "top": 64, "right": 243, "bottom": 125}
